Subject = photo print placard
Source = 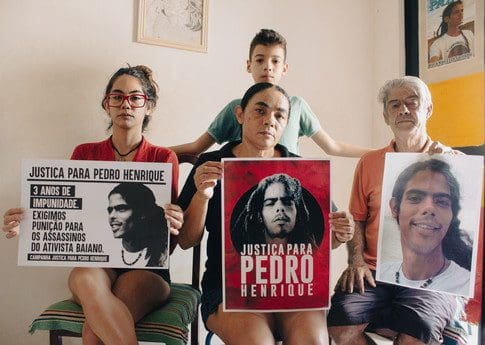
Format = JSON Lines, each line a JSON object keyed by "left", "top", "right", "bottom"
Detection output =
{"left": 222, "top": 158, "right": 331, "bottom": 312}
{"left": 18, "top": 159, "right": 172, "bottom": 269}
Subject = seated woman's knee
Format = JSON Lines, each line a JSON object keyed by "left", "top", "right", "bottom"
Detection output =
{"left": 211, "top": 323, "right": 275, "bottom": 345}
{"left": 280, "top": 312, "right": 327, "bottom": 345}
{"left": 112, "top": 271, "right": 170, "bottom": 306}
{"left": 68, "top": 267, "right": 113, "bottom": 298}
{"left": 284, "top": 333, "right": 327, "bottom": 345}
{"left": 208, "top": 307, "right": 276, "bottom": 345}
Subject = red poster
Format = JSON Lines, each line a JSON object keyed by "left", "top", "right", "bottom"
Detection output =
{"left": 222, "top": 158, "right": 330, "bottom": 311}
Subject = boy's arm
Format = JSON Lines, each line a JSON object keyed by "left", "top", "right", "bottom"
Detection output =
{"left": 296, "top": 97, "right": 371, "bottom": 158}
{"left": 169, "top": 99, "right": 242, "bottom": 156}
{"left": 169, "top": 132, "right": 215, "bottom": 156}
{"left": 311, "top": 129, "right": 372, "bottom": 158}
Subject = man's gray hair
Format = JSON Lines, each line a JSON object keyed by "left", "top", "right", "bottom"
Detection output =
{"left": 378, "top": 76, "right": 432, "bottom": 112}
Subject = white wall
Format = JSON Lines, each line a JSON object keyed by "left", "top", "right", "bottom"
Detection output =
{"left": 0, "top": 1, "right": 403, "bottom": 344}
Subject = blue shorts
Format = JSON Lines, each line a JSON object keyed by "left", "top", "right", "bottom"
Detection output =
{"left": 327, "top": 271, "right": 457, "bottom": 344}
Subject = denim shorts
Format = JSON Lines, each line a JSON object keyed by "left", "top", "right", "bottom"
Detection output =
{"left": 327, "top": 271, "right": 457, "bottom": 344}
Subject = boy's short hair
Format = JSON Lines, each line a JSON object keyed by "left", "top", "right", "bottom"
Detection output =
{"left": 249, "top": 29, "right": 287, "bottom": 60}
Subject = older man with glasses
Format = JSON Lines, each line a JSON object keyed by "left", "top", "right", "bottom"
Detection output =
{"left": 327, "top": 76, "right": 464, "bottom": 345}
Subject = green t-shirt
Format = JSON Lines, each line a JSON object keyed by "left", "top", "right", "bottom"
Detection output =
{"left": 207, "top": 96, "right": 321, "bottom": 155}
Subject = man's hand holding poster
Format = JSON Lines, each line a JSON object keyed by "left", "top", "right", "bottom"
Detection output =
{"left": 19, "top": 159, "right": 171, "bottom": 269}
{"left": 222, "top": 158, "right": 330, "bottom": 312}
{"left": 376, "top": 153, "right": 483, "bottom": 298}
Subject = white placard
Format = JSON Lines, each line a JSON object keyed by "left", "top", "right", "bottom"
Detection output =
{"left": 376, "top": 153, "right": 483, "bottom": 297}
{"left": 19, "top": 159, "right": 172, "bottom": 269}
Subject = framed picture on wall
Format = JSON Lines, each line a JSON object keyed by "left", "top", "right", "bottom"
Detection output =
{"left": 136, "top": 0, "right": 209, "bottom": 53}
{"left": 406, "top": 0, "right": 484, "bottom": 83}
{"left": 404, "top": 0, "right": 484, "bottom": 149}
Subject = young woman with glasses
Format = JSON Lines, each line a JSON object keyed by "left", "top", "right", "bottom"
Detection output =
{"left": 2, "top": 65, "right": 183, "bottom": 345}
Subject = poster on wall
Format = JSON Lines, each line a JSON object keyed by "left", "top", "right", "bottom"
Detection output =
{"left": 222, "top": 158, "right": 331, "bottom": 312}
{"left": 137, "top": 0, "right": 209, "bottom": 52}
{"left": 376, "top": 153, "right": 483, "bottom": 298}
{"left": 427, "top": 0, "right": 475, "bottom": 69}
{"left": 18, "top": 159, "right": 172, "bottom": 269}
{"left": 418, "top": 0, "right": 484, "bottom": 82}
{"left": 404, "top": 0, "right": 484, "bottom": 153}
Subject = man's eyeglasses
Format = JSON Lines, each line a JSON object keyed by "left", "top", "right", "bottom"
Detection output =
{"left": 105, "top": 93, "right": 148, "bottom": 108}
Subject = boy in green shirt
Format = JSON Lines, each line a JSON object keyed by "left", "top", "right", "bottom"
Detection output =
{"left": 171, "top": 29, "right": 371, "bottom": 156}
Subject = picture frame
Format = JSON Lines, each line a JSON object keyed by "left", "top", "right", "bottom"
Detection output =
{"left": 404, "top": 0, "right": 484, "bottom": 151}
{"left": 136, "top": 0, "right": 209, "bottom": 53}
{"left": 405, "top": 0, "right": 484, "bottom": 83}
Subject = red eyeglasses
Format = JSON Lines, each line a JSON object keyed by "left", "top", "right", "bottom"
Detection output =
{"left": 105, "top": 93, "right": 148, "bottom": 108}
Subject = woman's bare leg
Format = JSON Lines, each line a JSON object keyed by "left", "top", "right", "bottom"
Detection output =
{"left": 68, "top": 267, "right": 136, "bottom": 345}
{"left": 111, "top": 270, "right": 170, "bottom": 322}
{"left": 206, "top": 303, "right": 277, "bottom": 345}
{"left": 277, "top": 310, "right": 328, "bottom": 345}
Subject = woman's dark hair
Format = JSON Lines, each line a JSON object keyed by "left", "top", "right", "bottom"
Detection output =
{"left": 436, "top": 1, "right": 463, "bottom": 37}
{"left": 240, "top": 82, "right": 291, "bottom": 115}
{"left": 391, "top": 158, "right": 472, "bottom": 270}
{"left": 231, "top": 174, "right": 319, "bottom": 252}
{"left": 103, "top": 65, "right": 159, "bottom": 132}
{"left": 109, "top": 182, "right": 167, "bottom": 266}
